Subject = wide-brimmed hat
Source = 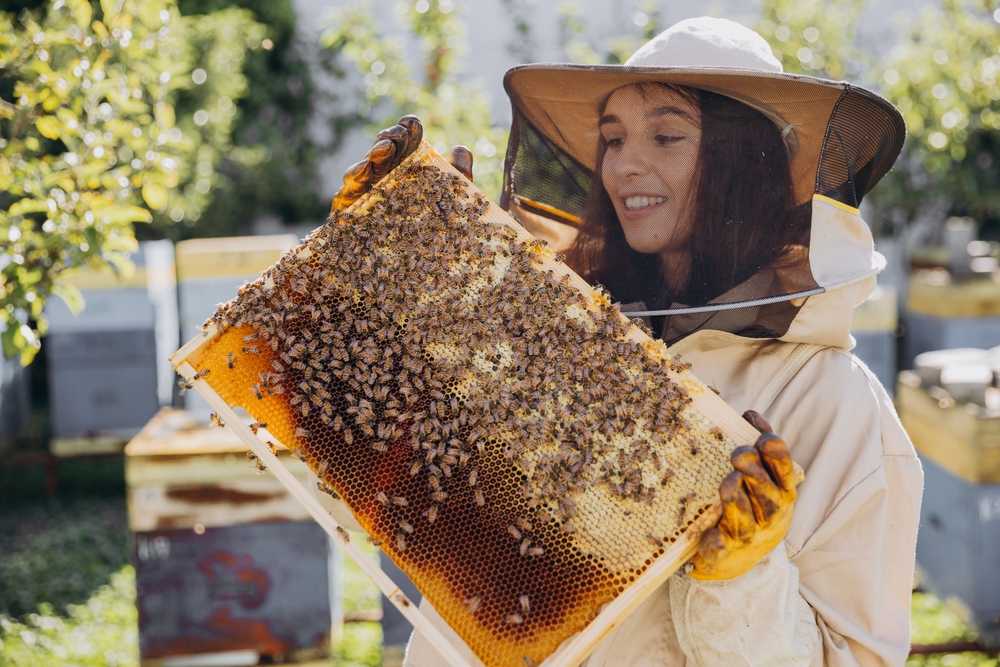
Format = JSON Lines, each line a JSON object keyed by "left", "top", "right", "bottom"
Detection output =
{"left": 502, "top": 16, "right": 904, "bottom": 207}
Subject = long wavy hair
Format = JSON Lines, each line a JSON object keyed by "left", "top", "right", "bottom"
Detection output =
{"left": 566, "top": 83, "right": 808, "bottom": 310}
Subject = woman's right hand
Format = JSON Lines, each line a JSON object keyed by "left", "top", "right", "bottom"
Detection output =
{"left": 330, "top": 115, "right": 474, "bottom": 212}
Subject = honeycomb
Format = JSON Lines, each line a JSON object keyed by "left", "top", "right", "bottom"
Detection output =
{"left": 182, "top": 149, "right": 737, "bottom": 667}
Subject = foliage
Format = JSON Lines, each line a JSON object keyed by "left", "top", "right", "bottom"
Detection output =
{"left": 868, "top": 1, "right": 1000, "bottom": 235}
{"left": 754, "top": 0, "right": 866, "bottom": 80}
{"left": 0, "top": 565, "right": 138, "bottom": 667}
{"left": 334, "top": 622, "right": 382, "bottom": 667}
{"left": 320, "top": 0, "right": 508, "bottom": 200}
{"left": 556, "top": 0, "right": 661, "bottom": 66}
{"left": 0, "top": 498, "right": 129, "bottom": 619}
{"left": 167, "top": 0, "right": 329, "bottom": 241}
{"left": 906, "top": 593, "right": 996, "bottom": 666}
{"left": 0, "top": 0, "right": 264, "bottom": 363}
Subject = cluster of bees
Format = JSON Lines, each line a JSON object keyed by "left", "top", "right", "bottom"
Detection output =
{"left": 194, "top": 162, "right": 731, "bottom": 667}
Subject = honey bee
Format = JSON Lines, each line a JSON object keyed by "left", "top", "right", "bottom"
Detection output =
{"left": 209, "top": 413, "right": 225, "bottom": 427}
{"left": 464, "top": 595, "right": 482, "bottom": 613}
{"left": 266, "top": 385, "right": 285, "bottom": 395}
{"left": 474, "top": 489, "right": 485, "bottom": 507}
{"left": 527, "top": 546, "right": 544, "bottom": 557}
{"left": 519, "top": 595, "right": 530, "bottom": 614}
{"left": 392, "top": 496, "right": 409, "bottom": 507}
{"left": 271, "top": 360, "right": 284, "bottom": 373}
{"left": 519, "top": 538, "right": 531, "bottom": 556}
{"left": 399, "top": 519, "right": 414, "bottom": 534}
{"left": 507, "top": 525, "right": 522, "bottom": 540}
{"left": 243, "top": 346, "right": 260, "bottom": 354}
{"left": 250, "top": 384, "right": 263, "bottom": 400}
{"left": 425, "top": 504, "right": 438, "bottom": 524}
{"left": 294, "top": 427, "right": 309, "bottom": 438}
{"left": 192, "top": 369, "right": 211, "bottom": 380}
{"left": 515, "top": 517, "right": 533, "bottom": 532}
{"left": 396, "top": 533, "right": 407, "bottom": 551}
{"left": 505, "top": 614, "right": 524, "bottom": 625}
{"left": 317, "top": 482, "right": 340, "bottom": 499}
{"left": 178, "top": 379, "right": 193, "bottom": 391}
{"left": 336, "top": 526, "right": 350, "bottom": 542}
{"left": 561, "top": 522, "right": 576, "bottom": 534}
{"left": 467, "top": 469, "right": 478, "bottom": 487}
{"left": 367, "top": 536, "right": 382, "bottom": 547}
{"left": 430, "top": 491, "right": 448, "bottom": 502}
{"left": 248, "top": 421, "right": 267, "bottom": 434}
{"left": 344, "top": 428, "right": 353, "bottom": 444}
{"left": 242, "top": 333, "right": 260, "bottom": 343}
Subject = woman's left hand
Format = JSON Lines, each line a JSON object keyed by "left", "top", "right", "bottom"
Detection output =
{"left": 690, "top": 410, "right": 798, "bottom": 581}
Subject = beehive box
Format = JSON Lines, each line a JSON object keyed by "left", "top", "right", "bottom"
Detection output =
{"left": 850, "top": 285, "right": 897, "bottom": 396}
{"left": 44, "top": 241, "right": 177, "bottom": 452}
{"left": 916, "top": 455, "right": 1000, "bottom": 648}
{"left": 125, "top": 408, "right": 334, "bottom": 665}
{"left": 904, "top": 273, "right": 1000, "bottom": 370}
{"left": 897, "top": 371, "right": 1000, "bottom": 484}
{"left": 170, "top": 143, "right": 770, "bottom": 667}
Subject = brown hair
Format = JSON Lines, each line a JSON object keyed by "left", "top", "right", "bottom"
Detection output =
{"left": 566, "top": 84, "right": 808, "bottom": 310}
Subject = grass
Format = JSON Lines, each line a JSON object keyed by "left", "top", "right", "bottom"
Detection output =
{"left": 0, "top": 496, "right": 997, "bottom": 666}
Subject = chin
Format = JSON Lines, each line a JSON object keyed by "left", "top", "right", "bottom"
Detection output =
{"left": 621, "top": 231, "right": 669, "bottom": 256}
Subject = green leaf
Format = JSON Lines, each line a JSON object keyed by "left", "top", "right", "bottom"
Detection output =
{"left": 36, "top": 115, "right": 61, "bottom": 140}
{"left": 65, "top": 0, "right": 92, "bottom": 29}
{"left": 52, "top": 282, "right": 85, "bottom": 315}
{"left": 8, "top": 198, "right": 50, "bottom": 216}
{"left": 141, "top": 183, "right": 168, "bottom": 210}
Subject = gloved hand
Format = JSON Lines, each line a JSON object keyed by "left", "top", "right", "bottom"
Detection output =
{"left": 331, "top": 115, "right": 474, "bottom": 212}
{"left": 690, "top": 410, "right": 798, "bottom": 581}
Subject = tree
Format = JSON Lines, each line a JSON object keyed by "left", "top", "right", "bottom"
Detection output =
{"left": 754, "top": 0, "right": 866, "bottom": 81}
{"left": 868, "top": 0, "right": 1000, "bottom": 237}
{"left": 0, "top": 0, "right": 264, "bottom": 362}
{"left": 163, "top": 0, "right": 329, "bottom": 241}
{"left": 320, "top": 0, "right": 509, "bottom": 200}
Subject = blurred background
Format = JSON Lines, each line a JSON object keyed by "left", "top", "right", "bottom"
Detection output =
{"left": 2, "top": 0, "right": 1000, "bottom": 665}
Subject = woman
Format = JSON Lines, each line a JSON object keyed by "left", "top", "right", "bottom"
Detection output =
{"left": 331, "top": 17, "right": 922, "bottom": 667}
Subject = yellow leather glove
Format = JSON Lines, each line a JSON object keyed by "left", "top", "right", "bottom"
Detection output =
{"left": 330, "top": 115, "right": 474, "bottom": 212}
{"left": 690, "top": 410, "right": 798, "bottom": 581}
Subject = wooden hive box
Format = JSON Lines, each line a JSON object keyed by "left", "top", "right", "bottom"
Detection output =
{"left": 170, "top": 143, "right": 775, "bottom": 667}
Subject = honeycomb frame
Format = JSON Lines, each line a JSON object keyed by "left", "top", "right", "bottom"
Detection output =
{"left": 171, "top": 143, "right": 764, "bottom": 667}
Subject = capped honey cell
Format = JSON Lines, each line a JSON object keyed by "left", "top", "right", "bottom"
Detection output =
{"left": 182, "top": 147, "right": 737, "bottom": 667}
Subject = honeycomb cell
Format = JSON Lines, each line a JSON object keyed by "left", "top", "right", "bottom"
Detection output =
{"left": 184, "top": 159, "right": 737, "bottom": 667}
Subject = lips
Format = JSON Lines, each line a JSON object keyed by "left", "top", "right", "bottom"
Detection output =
{"left": 623, "top": 195, "right": 667, "bottom": 211}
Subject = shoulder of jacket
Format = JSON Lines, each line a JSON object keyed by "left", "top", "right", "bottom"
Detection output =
{"left": 797, "top": 346, "right": 916, "bottom": 460}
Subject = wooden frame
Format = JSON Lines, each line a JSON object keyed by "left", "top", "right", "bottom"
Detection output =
{"left": 170, "top": 143, "right": 766, "bottom": 667}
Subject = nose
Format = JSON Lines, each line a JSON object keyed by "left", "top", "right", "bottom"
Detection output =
{"left": 608, "top": 138, "right": 649, "bottom": 180}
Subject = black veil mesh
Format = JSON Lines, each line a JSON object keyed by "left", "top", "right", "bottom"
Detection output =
{"left": 815, "top": 86, "right": 907, "bottom": 208}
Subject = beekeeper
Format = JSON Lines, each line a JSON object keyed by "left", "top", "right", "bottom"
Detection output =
{"left": 328, "top": 16, "right": 923, "bottom": 667}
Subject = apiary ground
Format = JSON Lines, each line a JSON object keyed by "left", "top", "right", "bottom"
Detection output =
{"left": 185, "top": 158, "right": 748, "bottom": 666}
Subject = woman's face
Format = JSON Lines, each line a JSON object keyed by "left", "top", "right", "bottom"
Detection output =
{"left": 600, "top": 85, "right": 702, "bottom": 256}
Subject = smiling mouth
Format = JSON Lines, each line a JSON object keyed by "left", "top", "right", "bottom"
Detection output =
{"left": 624, "top": 196, "right": 667, "bottom": 211}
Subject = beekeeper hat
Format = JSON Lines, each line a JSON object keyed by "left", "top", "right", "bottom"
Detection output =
{"left": 503, "top": 17, "right": 904, "bottom": 208}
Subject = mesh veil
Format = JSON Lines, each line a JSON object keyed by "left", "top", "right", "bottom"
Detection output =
{"left": 500, "top": 71, "right": 905, "bottom": 343}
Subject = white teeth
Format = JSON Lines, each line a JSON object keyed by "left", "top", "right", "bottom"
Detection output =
{"left": 624, "top": 196, "right": 666, "bottom": 210}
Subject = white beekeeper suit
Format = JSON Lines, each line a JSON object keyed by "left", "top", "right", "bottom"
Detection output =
{"left": 398, "top": 17, "right": 923, "bottom": 667}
